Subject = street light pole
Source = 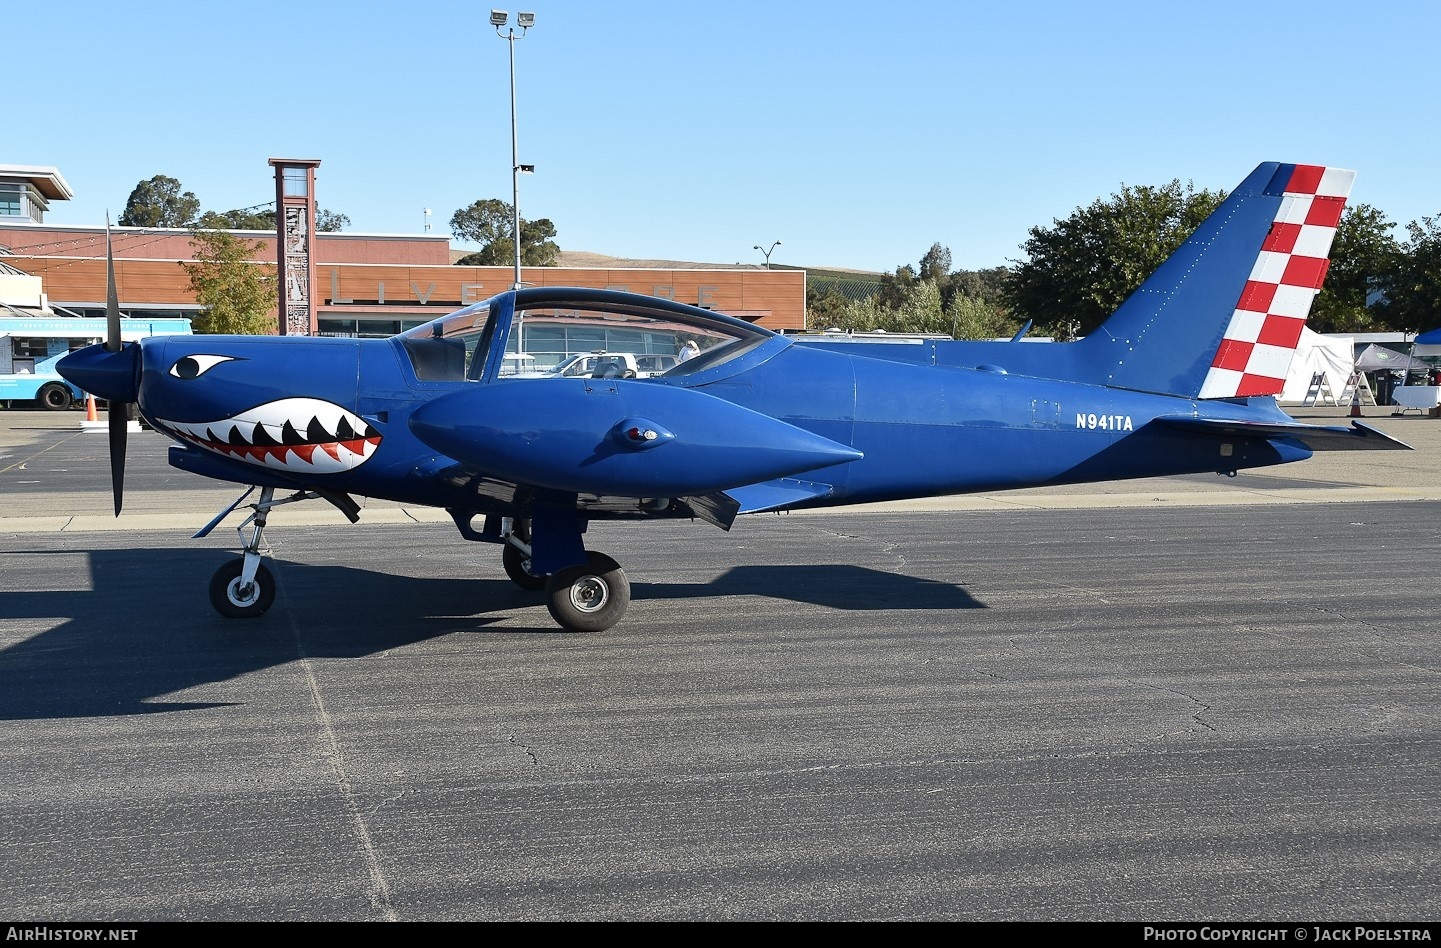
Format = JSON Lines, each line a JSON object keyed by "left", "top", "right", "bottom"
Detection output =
{"left": 754, "top": 240, "right": 781, "bottom": 269}
{"left": 492, "top": 10, "right": 535, "bottom": 291}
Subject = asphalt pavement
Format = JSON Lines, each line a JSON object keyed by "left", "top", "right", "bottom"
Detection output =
{"left": 1, "top": 404, "right": 1437, "bottom": 922}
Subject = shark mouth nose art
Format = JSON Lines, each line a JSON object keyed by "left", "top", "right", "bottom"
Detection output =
{"left": 155, "top": 398, "right": 382, "bottom": 473}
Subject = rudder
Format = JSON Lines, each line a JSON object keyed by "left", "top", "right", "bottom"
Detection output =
{"left": 1077, "top": 162, "right": 1354, "bottom": 399}
{"left": 1198, "top": 164, "right": 1353, "bottom": 398}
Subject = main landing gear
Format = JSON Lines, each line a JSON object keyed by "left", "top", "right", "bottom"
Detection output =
{"left": 500, "top": 517, "right": 632, "bottom": 633}
{"left": 545, "top": 551, "right": 630, "bottom": 633}
{"left": 500, "top": 518, "right": 546, "bottom": 590}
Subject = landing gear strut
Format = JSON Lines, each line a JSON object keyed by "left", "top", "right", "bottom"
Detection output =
{"left": 200, "top": 486, "right": 360, "bottom": 619}
{"left": 500, "top": 518, "right": 547, "bottom": 590}
{"left": 208, "top": 486, "right": 278, "bottom": 619}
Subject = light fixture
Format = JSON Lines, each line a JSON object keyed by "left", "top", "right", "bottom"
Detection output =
{"left": 490, "top": 9, "right": 508, "bottom": 27}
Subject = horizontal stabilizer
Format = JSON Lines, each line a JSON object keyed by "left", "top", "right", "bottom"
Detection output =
{"left": 727, "top": 478, "right": 837, "bottom": 514}
{"left": 1153, "top": 417, "right": 1412, "bottom": 451}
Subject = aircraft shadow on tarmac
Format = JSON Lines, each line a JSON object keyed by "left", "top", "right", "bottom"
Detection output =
{"left": 633, "top": 563, "right": 984, "bottom": 612}
{"left": 0, "top": 548, "right": 982, "bottom": 720}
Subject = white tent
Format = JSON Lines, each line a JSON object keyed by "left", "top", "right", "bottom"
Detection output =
{"left": 1279, "top": 327, "right": 1354, "bottom": 404}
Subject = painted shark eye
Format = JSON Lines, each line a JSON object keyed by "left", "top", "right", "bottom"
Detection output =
{"left": 169, "top": 354, "right": 237, "bottom": 379}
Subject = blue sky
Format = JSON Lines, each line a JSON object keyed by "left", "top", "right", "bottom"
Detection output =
{"left": 18, "top": 0, "right": 1440, "bottom": 273}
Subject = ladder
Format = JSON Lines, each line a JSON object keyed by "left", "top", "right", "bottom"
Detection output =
{"left": 1301, "top": 372, "right": 1338, "bottom": 407}
{"left": 1337, "top": 370, "right": 1377, "bottom": 406}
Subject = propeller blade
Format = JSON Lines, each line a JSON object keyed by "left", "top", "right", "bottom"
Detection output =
{"left": 109, "top": 402, "right": 128, "bottom": 516}
{"left": 104, "top": 217, "right": 126, "bottom": 514}
{"left": 105, "top": 220, "right": 121, "bottom": 353}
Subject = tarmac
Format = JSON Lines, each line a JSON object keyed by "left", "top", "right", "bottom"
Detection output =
{"left": 1, "top": 401, "right": 1438, "bottom": 534}
{"left": 3, "top": 401, "right": 1438, "bottom": 921}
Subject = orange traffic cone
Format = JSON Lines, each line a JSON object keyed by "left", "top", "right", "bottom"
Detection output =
{"left": 1349, "top": 392, "right": 1361, "bottom": 418}
{"left": 85, "top": 394, "right": 98, "bottom": 422}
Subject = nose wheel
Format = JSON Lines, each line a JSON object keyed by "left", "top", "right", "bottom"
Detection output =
{"left": 209, "top": 559, "right": 276, "bottom": 618}
{"left": 545, "top": 551, "right": 630, "bottom": 633}
{"left": 205, "top": 485, "right": 284, "bottom": 619}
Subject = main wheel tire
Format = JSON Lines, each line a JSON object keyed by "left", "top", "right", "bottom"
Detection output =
{"left": 545, "top": 552, "right": 630, "bottom": 633}
{"left": 37, "top": 384, "right": 72, "bottom": 411}
{"left": 208, "top": 560, "right": 276, "bottom": 619}
{"left": 502, "top": 542, "right": 547, "bottom": 590}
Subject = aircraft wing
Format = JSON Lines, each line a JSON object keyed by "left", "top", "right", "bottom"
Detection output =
{"left": 1152, "top": 417, "right": 1412, "bottom": 451}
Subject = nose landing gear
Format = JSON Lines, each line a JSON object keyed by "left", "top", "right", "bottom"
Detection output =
{"left": 202, "top": 485, "right": 358, "bottom": 620}
{"left": 210, "top": 558, "right": 276, "bottom": 618}
{"left": 207, "top": 485, "right": 280, "bottom": 619}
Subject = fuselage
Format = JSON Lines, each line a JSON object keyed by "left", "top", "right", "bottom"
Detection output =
{"left": 62, "top": 322, "right": 1306, "bottom": 519}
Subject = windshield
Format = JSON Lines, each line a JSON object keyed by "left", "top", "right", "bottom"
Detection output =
{"left": 396, "top": 302, "right": 496, "bottom": 381}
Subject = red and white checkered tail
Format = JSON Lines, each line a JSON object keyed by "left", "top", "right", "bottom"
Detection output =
{"left": 1197, "top": 165, "right": 1354, "bottom": 399}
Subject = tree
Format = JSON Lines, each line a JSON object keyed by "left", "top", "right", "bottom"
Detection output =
{"left": 918, "top": 242, "right": 952, "bottom": 282}
{"left": 450, "top": 199, "right": 560, "bottom": 266}
{"left": 1003, "top": 179, "right": 1226, "bottom": 338}
{"left": 180, "top": 229, "right": 277, "bottom": 334}
{"left": 875, "top": 264, "right": 918, "bottom": 310}
{"left": 119, "top": 175, "right": 201, "bottom": 228}
{"left": 944, "top": 294, "right": 1021, "bottom": 340}
{"left": 1308, "top": 204, "right": 1399, "bottom": 333}
{"left": 829, "top": 294, "right": 891, "bottom": 333}
{"left": 196, "top": 208, "right": 274, "bottom": 230}
{"left": 806, "top": 283, "right": 850, "bottom": 328}
{"left": 896, "top": 278, "right": 944, "bottom": 330}
{"left": 1376, "top": 215, "right": 1441, "bottom": 332}
{"left": 195, "top": 206, "right": 350, "bottom": 232}
{"left": 316, "top": 208, "right": 350, "bottom": 232}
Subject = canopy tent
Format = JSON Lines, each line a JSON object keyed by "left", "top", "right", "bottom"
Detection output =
{"left": 1279, "top": 327, "right": 1355, "bottom": 404}
{"left": 1354, "top": 343, "right": 1432, "bottom": 372}
{"left": 1412, "top": 327, "right": 1441, "bottom": 357}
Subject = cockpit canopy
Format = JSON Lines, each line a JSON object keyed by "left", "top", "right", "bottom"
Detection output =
{"left": 396, "top": 288, "right": 775, "bottom": 383}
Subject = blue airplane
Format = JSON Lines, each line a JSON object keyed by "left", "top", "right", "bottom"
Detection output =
{"left": 59, "top": 161, "right": 1408, "bottom": 632}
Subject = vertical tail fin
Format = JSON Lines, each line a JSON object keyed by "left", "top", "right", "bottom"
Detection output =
{"left": 1079, "top": 162, "right": 1354, "bottom": 399}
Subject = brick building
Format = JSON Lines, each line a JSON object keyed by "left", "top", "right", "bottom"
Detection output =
{"left": 0, "top": 163, "right": 806, "bottom": 339}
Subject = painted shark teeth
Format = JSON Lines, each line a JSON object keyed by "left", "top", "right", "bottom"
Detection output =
{"left": 156, "top": 398, "right": 382, "bottom": 473}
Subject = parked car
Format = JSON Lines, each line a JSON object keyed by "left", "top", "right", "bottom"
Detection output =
{"left": 634, "top": 354, "right": 679, "bottom": 375}
{"left": 542, "top": 352, "right": 677, "bottom": 379}
{"left": 498, "top": 353, "right": 537, "bottom": 376}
